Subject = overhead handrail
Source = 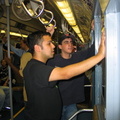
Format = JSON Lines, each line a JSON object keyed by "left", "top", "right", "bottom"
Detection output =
{"left": 38, "top": 9, "right": 54, "bottom": 26}
{"left": 61, "top": 19, "right": 69, "bottom": 33}
{"left": 51, "top": 19, "right": 56, "bottom": 27}
{"left": 48, "top": 19, "right": 56, "bottom": 27}
{"left": 22, "top": 0, "right": 44, "bottom": 18}
{"left": 61, "top": 19, "right": 76, "bottom": 37}
{"left": 12, "top": 0, "right": 56, "bottom": 29}
{"left": 12, "top": 0, "right": 32, "bottom": 21}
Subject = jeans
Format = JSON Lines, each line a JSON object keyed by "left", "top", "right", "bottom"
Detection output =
{"left": 61, "top": 104, "right": 77, "bottom": 120}
{"left": 0, "top": 86, "right": 10, "bottom": 111}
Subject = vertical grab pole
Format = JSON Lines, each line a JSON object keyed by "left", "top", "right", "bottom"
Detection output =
{"left": 6, "top": 5, "right": 14, "bottom": 120}
{"left": 94, "top": 0, "right": 102, "bottom": 105}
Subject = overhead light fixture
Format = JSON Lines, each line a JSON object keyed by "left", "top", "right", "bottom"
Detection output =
{"left": 1, "top": 30, "right": 27, "bottom": 38}
{"left": 72, "top": 25, "right": 84, "bottom": 43}
{"left": 53, "top": 0, "right": 84, "bottom": 42}
{"left": 55, "top": 1, "right": 76, "bottom": 26}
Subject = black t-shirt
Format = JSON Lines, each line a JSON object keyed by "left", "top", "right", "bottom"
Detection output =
{"left": 47, "top": 46, "right": 94, "bottom": 105}
{"left": 23, "top": 59, "right": 62, "bottom": 120}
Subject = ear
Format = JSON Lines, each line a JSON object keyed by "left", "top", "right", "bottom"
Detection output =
{"left": 58, "top": 45, "right": 62, "bottom": 50}
{"left": 34, "top": 45, "right": 41, "bottom": 52}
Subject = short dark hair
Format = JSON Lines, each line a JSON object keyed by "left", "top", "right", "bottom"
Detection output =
{"left": 27, "top": 31, "right": 51, "bottom": 54}
{"left": 58, "top": 34, "right": 76, "bottom": 45}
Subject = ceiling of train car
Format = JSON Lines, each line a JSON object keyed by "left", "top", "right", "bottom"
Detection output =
{"left": 0, "top": 0, "right": 95, "bottom": 44}
{"left": 47, "top": 0, "right": 94, "bottom": 43}
{"left": 69, "top": 0, "right": 94, "bottom": 43}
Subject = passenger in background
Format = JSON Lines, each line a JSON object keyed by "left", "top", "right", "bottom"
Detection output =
{"left": 4, "top": 26, "right": 55, "bottom": 103}
{"left": 0, "top": 86, "right": 10, "bottom": 118}
{"left": 0, "top": 59, "right": 8, "bottom": 85}
{"left": 4, "top": 38, "right": 31, "bottom": 102}
{"left": 2, "top": 36, "right": 30, "bottom": 102}
{"left": 23, "top": 30, "right": 105, "bottom": 120}
{"left": 2, "top": 36, "right": 29, "bottom": 57}
{"left": 15, "top": 43, "right": 21, "bottom": 49}
{"left": 47, "top": 33, "right": 95, "bottom": 120}
{"left": 0, "top": 59, "right": 10, "bottom": 118}
{"left": 2, "top": 36, "right": 29, "bottom": 85}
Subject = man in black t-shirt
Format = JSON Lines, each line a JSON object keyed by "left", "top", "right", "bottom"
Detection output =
{"left": 23, "top": 30, "right": 105, "bottom": 120}
{"left": 47, "top": 34, "right": 94, "bottom": 120}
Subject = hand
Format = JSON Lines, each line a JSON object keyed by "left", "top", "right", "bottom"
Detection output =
{"left": 4, "top": 55, "right": 12, "bottom": 65}
{"left": 91, "top": 19, "right": 94, "bottom": 30}
{"left": 45, "top": 26, "right": 55, "bottom": 36}
{"left": 98, "top": 31, "right": 106, "bottom": 58}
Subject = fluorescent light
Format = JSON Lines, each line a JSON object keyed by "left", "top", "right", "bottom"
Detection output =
{"left": 56, "top": 1, "right": 66, "bottom": 8}
{"left": 55, "top": 1, "right": 76, "bottom": 26}
{"left": 61, "top": 8, "right": 71, "bottom": 13}
{"left": 54, "top": 0, "right": 84, "bottom": 42}
{"left": 10, "top": 32, "right": 27, "bottom": 38}
{"left": 68, "top": 21, "right": 76, "bottom": 25}
{"left": 64, "top": 13, "right": 74, "bottom": 18}
{"left": 72, "top": 25, "right": 80, "bottom": 33}
{"left": 77, "top": 34, "right": 84, "bottom": 43}
{"left": 72, "top": 25, "right": 84, "bottom": 43}
{"left": 1, "top": 30, "right": 27, "bottom": 38}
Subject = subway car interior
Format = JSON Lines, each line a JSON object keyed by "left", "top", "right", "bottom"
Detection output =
{"left": 0, "top": 0, "right": 120, "bottom": 120}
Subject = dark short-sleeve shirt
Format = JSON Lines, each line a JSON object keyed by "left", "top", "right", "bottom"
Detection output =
{"left": 23, "top": 59, "right": 62, "bottom": 120}
{"left": 47, "top": 46, "right": 94, "bottom": 105}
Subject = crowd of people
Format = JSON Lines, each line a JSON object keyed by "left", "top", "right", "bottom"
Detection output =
{"left": 0, "top": 25, "right": 105, "bottom": 120}
{"left": 0, "top": 36, "right": 30, "bottom": 118}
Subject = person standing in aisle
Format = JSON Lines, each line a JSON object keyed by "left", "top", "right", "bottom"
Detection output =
{"left": 23, "top": 30, "right": 105, "bottom": 120}
{"left": 47, "top": 33, "right": 95, "bottom": 120}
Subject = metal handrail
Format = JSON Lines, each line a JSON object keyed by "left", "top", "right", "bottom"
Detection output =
{"left": 22, "top": 0, "right": 44, "bottom": 18}
{"left": 12, "top": 0, "right": 55, "bottom": 27}
{"left": 38, "top": 9, "right": 54, "bottom": 26}
{"left": 84, "top": 84, "right": 92, "bottom": 87}
{"left": 68, "top": 109, "right": 93, "bottom": 120}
